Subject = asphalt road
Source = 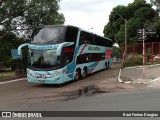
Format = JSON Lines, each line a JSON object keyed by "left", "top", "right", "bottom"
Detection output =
{"left": 2, "top": 87, "right": 159, "bottom": 111}
{"left": 1, "top": 87, "right": 160, "bottom": 120}
{"left": 1, "top": 63, "right": 160, "bottom": 120}
{"left": 1, "top": 63, "right": 132, "bottom": 110}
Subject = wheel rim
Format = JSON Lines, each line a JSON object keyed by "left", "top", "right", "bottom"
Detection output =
{"left": 105, "top": 64, "right": 108, "bottom": 69}
{"left": 74, "top": 71, "right": 79, "bottom": 80}
{"left": 82, "top": 70, "right": 86, "bottom": 78}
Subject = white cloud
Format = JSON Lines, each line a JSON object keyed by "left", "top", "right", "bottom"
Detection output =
{"left": 59, "top": 0, "right": 150, "bottom": 36}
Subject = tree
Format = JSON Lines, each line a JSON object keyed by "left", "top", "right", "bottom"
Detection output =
{"left": 0, "top": 0, "right": 3, "bottom": 5}
{"left": 0, "top": 0, "right": 65, "bottom": 38}
{"left": 104, "top": 5, "right": 127, "bottom": 42}
{"left": 0, "top": 31, "right": 23, "bottom": 69}
{"left": 113, "top": 46, "right": 122, "bottom": 59}
{"left": 0, "top": 0, "right": 65, "bottom": 69}
{"left": 150, "top": 0, "right": 160, "bottom": 12}
{"left": 149, "top": 0, "right": 160, "bottom": 29}
{"left": 103, "top": 0, "right": 158, "bottom": 46}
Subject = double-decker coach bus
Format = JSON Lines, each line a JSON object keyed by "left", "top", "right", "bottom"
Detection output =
{"left": 18, "top": 25, "right": 112, "bottom": 84}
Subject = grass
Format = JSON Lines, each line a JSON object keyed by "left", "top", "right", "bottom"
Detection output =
{"left": 0, "top": 71, "right": 15, "bottom": 78}
{"left": 146, "top": 62, "right": 160, "bottom": 65}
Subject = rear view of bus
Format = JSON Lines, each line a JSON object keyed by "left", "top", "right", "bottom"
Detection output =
{"left": 18, "top": 25, "right": 112, "bottom": 84}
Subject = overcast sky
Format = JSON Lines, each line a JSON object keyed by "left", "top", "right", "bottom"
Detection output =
{"left": 59, "top": 0, "right": 150, "bottom": 36}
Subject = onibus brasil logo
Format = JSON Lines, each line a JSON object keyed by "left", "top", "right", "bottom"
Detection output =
{"left": 1, "top": 112, "right": 42, "bottom": 118}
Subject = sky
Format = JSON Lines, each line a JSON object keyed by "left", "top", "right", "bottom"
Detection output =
{"left": 59, "top": 0, "right": 150, "bottom": 36}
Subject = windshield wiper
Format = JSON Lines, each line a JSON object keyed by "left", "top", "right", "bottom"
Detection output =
{"left": 31, "top": 28, "right": 43, "bottom": 37}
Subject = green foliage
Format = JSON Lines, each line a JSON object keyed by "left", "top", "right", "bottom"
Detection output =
{"left": 0, "top": 0, "right": 65, "bottom": 70}
{"left": 123, "top": 54, "right": 143, "bottom": 67}
{"left": 113, "top": 46, "right": 122, "bottom": 59}
{"left": 145, "top": 16, "right": 160, "bottom": 29}
{"left": 103, "top": 0, "right": 158, "bottom": 46}
{"left": 0, "top": 32, "right": 23, "bottom": 70}
{"left": 0, "top": 0, "right": 65, "bottom": 37}
{"left": 146, "top": 48, "right": 152, "bottom": 61}
{"left": 0, "top": 71, "right": 15, "bottom": 78}
{"left": 150, "top": 0, "right": 160, "bottom": 12}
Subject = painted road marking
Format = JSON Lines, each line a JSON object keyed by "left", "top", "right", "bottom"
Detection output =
{"left": 0, "top": 78, "right": 27, "bottom": 85}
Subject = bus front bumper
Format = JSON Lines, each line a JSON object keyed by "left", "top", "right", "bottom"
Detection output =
{"left": 27, "top": 74, "right": 63, "bottom": 84}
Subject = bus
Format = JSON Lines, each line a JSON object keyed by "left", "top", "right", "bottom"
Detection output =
{"left": 18, "top": 25, "right": 112, "bottom": 84}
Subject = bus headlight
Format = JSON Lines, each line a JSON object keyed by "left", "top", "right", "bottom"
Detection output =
{"left": 27, "top": 70, "right": 30, "bottom": 74}
{"left": 46, "top": 75, "right": 52, "bottom": 78}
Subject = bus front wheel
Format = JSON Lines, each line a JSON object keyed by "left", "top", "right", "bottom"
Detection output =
{"left": 105, "top": 63, "right": 108, "bottom": 70}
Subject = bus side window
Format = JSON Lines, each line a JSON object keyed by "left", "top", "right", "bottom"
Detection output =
{"left": 65, "top": 26, "right": 78, "bottom": 46}
{"left": 95, "top": 35, "right": 112, "bottom": 47}
{"left": 79, "top": 31, "right": 93, "bottom": 45}
{"left": 76, "top": 54, "right": 90, "bottom": 64}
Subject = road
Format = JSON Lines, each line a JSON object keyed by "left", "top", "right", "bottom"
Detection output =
{"left": 1, "top": 63, "right": 160, "bottom": 120}
{"left": 0, "top": 63, "right": 134, "bottom": 110}
{"left": 1, "top": 85, "right": 160, "bottom": 120}
{"left": 2, "top": 87, "right": 159, "bottom": 111}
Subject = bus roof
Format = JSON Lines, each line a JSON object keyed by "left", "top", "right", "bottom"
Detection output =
{"left": 36, "top": 25, "right": 78, "bottom": 29}
{"left": 35, "top": 25, "right": 112, "bottom": 41}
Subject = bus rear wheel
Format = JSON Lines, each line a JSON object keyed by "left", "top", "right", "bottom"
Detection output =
{"left": 82, "top": 68, "right": 87, "bottom": 79}
{"left": 105, "top": 63, "right": 108, "bottom": 70}
{"left": 74, "top": 69, "right": 81, "bottom": 81}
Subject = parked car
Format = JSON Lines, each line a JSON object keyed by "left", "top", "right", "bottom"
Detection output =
{"left": 154, "top": 54, "right": 160, "bottom": 60}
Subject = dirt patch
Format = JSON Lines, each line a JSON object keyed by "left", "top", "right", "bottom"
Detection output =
{"left": 23, "top": 84, "right": 129, "bottom": 103}
{"left": 61, "top": 85, "right": 127, "bottom": 101}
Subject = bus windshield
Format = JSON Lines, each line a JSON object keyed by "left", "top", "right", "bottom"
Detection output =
{"left": 31, "top": 26, "right": 65, "bottom": 44}
{"left": 29, "top": 49, "right": 61, "bottom": 70}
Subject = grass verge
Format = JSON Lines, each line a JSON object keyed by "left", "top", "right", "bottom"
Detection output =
{"left": 0, "top": 71, "right": 15, "bottom": 78}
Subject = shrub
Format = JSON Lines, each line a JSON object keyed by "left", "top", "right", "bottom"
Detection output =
{"left": 123, "top": 54, "right": 143, "bottom": 67}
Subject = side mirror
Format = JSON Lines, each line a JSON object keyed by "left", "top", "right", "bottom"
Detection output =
{"left": 24, "top": 38, "right": 30, "bottom": 43}
{"left": 56, "top": 42, "right": 74, "bottom": 55}
{"left": 18, "top": 43, "right": 29, "bottom": 55}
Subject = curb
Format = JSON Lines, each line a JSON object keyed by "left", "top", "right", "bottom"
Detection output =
{"left": 0, "top": 78, "right": 27, "bottom": 85}
{"left": 146, "top": 77, "right": 160, "bottom": 84}
{"left": 118, "top": 68, "right": 132, "bottom": 83}
{"left": 118, "top": 68, "right": 160, "bottom": 84}
{"left": 118, "top": 69, "right": 123, "bottom": 83}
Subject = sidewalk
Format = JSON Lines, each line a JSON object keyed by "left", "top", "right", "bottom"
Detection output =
{"left": 119, "top": 64, "right": 160, "bottom": 84}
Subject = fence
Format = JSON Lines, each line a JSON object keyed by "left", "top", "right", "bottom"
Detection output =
{"left": 122, "top": 42, "right": 160, "bottom": 64}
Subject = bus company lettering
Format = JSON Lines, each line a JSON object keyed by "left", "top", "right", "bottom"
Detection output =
{"left": 88, "top": 46, "right": 101, "bottom": 51}
{"left": 29, "top": 45, "right": 59, "bottom": 50}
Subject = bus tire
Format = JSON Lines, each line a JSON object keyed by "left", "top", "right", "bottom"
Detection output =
{"left": 82, "top": 68, "right": 87, "bottom": 79}
{"left": 108, "top": 62, "right": 110, "bottom": 69}
{"left": 74, "top": 69, "right": 81, "bottom": 81}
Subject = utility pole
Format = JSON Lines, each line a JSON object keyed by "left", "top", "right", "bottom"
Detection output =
{"left": 113, "top": 11, "right": 127, "bottom": 62}
{"left": 124, "top": 18, "right": 127, "bottom": 60}
{"left": 143, "top": 28, "right": 145, "bottom": 72}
